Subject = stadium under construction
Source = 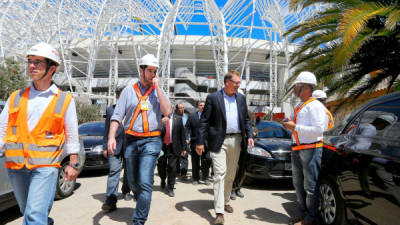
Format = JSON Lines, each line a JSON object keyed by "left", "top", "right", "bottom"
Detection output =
{"left": 0, "top": 0, "right": 323, "bottom": 115}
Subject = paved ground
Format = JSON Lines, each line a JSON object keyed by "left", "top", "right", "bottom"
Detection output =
{"left": 0, "top": 170, "right": 297, "bottom": 225}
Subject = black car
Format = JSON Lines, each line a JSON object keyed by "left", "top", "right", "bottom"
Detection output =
{"left": 319, "top": 92, "right": 400, "bottom": 225}
{"left": 78, "top": 121, "right": 108, "bottom": 170}
{"left": 245, "top": 121, "right": 292, "bottom": 180}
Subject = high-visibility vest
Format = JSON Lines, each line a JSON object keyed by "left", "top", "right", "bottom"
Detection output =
{"left": 4, "top": 86, "right": 72, "bottom": 169}
{"left": 292, "top": 98, "right": 323, "bottom": 151}
{"left": 125, "top": 83, "right": 161, "bottom": 137}
{"left": 326, "top": 110, "right": 334, "bottom": 130}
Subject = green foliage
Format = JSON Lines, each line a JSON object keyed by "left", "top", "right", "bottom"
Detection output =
{"left": 0, "top": 59, "right": 27, "bottom": 100}
{"left": 75, "top": 101, "right": 102, "bottom": 124}
{"left": 286, "top": 0, "right": 400, "bottom": 100}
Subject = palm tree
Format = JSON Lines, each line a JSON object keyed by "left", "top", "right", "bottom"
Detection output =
{"left": 285, "top": 0, "right": 400, "bottom": 100}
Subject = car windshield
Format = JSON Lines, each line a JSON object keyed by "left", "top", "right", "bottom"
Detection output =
{"left": 256, "top": 121, "right": 291, "bottom": 138}
{"left": 78, "top": 122, "right": 105, "bottom": 136}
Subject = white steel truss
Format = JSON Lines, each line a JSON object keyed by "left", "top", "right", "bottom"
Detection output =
{"left": 0, "top": 0, "right": 323, "bottom": 108}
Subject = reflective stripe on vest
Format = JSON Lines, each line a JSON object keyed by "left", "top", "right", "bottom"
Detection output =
{"left": 292, "top": 98, "right": 323, "bottom": 151}
{"left": 125, "top": 83, "right": 161, "bottom": 137}
{"left": 326, "top": 110, "right": 334, "bottom": 130}
{"left": 4, "top": 87, "right": 71, "bottom": 169}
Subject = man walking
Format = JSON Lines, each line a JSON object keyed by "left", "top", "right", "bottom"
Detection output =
{"left": 185, "top": 101, "right": 212, "bottom": 185}
{"left": 282, "top": 71, "right": 326, "bottom": 225}
{"left": 0, "top": 43, "right": 80, "bottom": 224}
{"left": 175, "top": 103, "right": 189, "bottom": 180}
{"left": 157, "top": 110, "right": 187, "bottom": 197}
{"left": 196, "top": 70, "right": 254, "bottom": 225}
{"left": 102, "top": 89, "right": 132, "bottom": 212}
{"left": 107, "top": 54, "right": 171, "bottom": 225}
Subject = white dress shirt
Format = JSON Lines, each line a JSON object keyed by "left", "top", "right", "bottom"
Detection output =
{"left": 0, "top": 83, "right": 80, "bottom": 154}
{"left": 291, "top": 99, "right": 326, "bottom": 144}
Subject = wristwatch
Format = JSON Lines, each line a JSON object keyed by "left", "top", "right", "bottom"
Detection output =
{"left": 69, "top": 162, "right": 80, "bottom": 169}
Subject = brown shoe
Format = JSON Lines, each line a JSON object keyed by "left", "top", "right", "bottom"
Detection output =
{"left": 224, "top": 204, "right": 233, "bottom": 213}
{"left": 214, "top": 214, "right": 224, "bottom": 225}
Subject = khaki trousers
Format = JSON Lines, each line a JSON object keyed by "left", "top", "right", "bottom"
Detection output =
{"left": 210, "top": 134, "right": 242, "bottom": 214}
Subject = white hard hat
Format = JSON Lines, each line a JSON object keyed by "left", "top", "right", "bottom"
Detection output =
{"left": 376, "top": 114, "right": 396, "bottom": 125}
{"left": 293, "top": 71, "right": 317, "bottom": 86}
{"left": 312, "top": 90, "right": 327, "bottom": 99}
{"left": 27, "top": 42, "right": 61, "bottom": 66}
{"left": 139, "top": 54, "right": 159, "bottom": 68}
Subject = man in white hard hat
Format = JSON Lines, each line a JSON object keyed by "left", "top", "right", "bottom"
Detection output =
{"left": 312, "top": 90, "right": 334, "bottom": 131}
{"left": 282, "top": 71, "right": 326, "bottom": 225}
{"left": 0, "top": 42, "right": 80, "bottom": 224}
{"left": 108, "top": 54, "right": 171, "bottom": 225}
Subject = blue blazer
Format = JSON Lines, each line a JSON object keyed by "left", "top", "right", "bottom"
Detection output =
{"left": 197, "top": 90, "right": 253, "bottom": 152}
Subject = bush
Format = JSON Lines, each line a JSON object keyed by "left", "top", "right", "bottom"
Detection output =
{"left": 0, "top": 59, "right": 27, "bottom": 100}
{"left": 75, "top": 101, "right": 102, "bottom": 124}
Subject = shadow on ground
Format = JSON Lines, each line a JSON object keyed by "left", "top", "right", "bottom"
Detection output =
{"left": 92, "top": 207, "right": 133, "bottom": 225}
{"left": 175, "top": 199, "right": 214, "bottom": 224}
{"left": 198, "top": 188, "right": 213, "bottom": 195}
{"left": 0, "top": 205, "right": 22, "bottom": 224}
{"left": 244, "top": 207, "right": 289, "bottom": 224}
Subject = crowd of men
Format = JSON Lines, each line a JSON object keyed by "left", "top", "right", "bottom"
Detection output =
{"left": 0, "top": 43, "right": 334, "bottom": 225}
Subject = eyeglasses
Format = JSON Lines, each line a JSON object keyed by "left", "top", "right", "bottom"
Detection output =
{"left": 27, "top": 59, "right": 46, "bottom": 68}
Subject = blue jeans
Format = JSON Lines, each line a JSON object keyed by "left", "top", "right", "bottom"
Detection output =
{"left": 106, "top": 153, "right": 130, "bottom": 203}
{"left": 7, "top": 167, "right": 58, "bottom": 225}
{"left": 124, "top": 136, "right": 161, "bottom": 225}
{"left": 291, "top": 148, "right": 322, "bottom": 224}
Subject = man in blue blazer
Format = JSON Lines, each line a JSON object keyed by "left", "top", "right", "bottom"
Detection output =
{"left": 196, "top": 70, "right": 254, "bottom": 225}
{"left": 102, "top": 90, "right": 131, "bottom": 211}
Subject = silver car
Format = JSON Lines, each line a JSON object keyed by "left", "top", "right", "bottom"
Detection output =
{"left": 0, "top": 139, "right": 85, "bottom": 211}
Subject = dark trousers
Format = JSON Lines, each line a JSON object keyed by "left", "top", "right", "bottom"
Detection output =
{"left": 157, "top": 145, "right": 179, "bottom": 189}
{"left": 190, "top": 143, "right": 212, "bottom": 181}
{"left": 233, "top": 149, "right": 248, "bottom": 191}
{"left": 179, "top": 153, "right": 189, "bottom": 176}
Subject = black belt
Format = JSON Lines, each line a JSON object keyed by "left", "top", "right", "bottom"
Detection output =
{"left": 127, "top": 135, "right": 160, "bottom": 141}
{"left": 225, "top": 133, "right": 241, "bottom": 136}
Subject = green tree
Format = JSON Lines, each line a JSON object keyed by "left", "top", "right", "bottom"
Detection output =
{"left": 75, "top": 101, "right": 102, "bottom": 124}
{"left": 0, "top": 59, "right": 27, "bottom": 100}
{"left": 286, "top": 0, "right": 400, "bottom": 99}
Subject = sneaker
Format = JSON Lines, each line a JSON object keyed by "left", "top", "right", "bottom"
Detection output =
{"left": 236, "top": 189, "right": 244, "bottom": 198}
{"left": 230, "top": 190, "right": 236, "bottom": 200}
{"left": 123, "top": 193, "right": 132, "bottom": 201}
{"left": 192, "top": 180, "right": 199, "bottom": 185}
{"left": 205, "top": 179, "right": 211, "bottom": 185}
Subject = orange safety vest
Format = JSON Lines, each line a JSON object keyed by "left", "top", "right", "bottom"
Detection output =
{"left": 326, "top": 110, "right": 334, "bottom": 130}
{"left": 4, "top": 86, "right": 72, "bottom": 169}
{"left": 125, "top": 83, "right": 161, "bottom": 137}
{"left": 292, "top": 98, "right": 323, "bottom": 151}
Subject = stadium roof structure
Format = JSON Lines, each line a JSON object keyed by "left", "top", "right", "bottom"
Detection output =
{"left": 0, "top": 0, "right": 323, "bottom": 109}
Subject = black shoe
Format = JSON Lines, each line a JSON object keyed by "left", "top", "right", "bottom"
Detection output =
{"left": 161, "top": 180, "right": 166, "bottom": 189}
{"left": 167, "top": 188, "right": 175, "bottom": 197}
{"left": 102, "top": 196, "right": 117, "bottom": 211}
{"left": 101, "top": 202, "right": 116, "bottom": 211}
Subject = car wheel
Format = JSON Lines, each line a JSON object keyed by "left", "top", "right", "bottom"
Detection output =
{"left": 319, "top": 177, "right": 345, "bottom": 225}
{"left": 55, "top": 161, "right": 75, "bottom": 199}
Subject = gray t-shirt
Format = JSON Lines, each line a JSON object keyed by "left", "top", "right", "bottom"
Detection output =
{"left": 111, "top": 82, "right": 169, "bottom": 134}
